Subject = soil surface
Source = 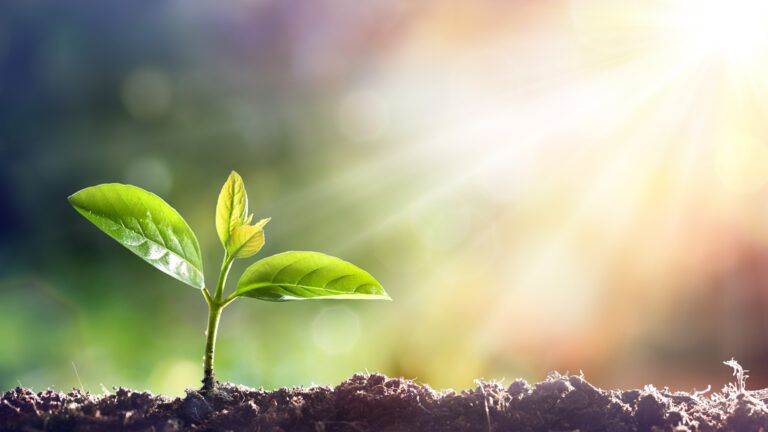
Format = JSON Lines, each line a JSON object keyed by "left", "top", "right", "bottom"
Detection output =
{"left": 2, "top": 372, "right": 768, "bottom": 431}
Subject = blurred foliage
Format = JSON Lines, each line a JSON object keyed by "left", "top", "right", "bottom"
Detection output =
{"left": 3, "top": 0, "right": 768, "bottom": 395}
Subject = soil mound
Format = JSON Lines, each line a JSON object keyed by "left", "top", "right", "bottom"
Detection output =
{"left": 2, "top": 372, "right": 767, "bottom": 431}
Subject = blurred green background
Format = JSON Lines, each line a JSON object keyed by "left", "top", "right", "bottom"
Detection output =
{"left": 3, "top": 0, "right": 768, "bottom": 395}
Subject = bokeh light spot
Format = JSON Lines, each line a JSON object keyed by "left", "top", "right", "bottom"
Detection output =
{"left": 311, "top": 306, "right": 361, "bottom": 354}
{"left": 124, "top": 157, "right": 174, "bottom": 196}
{"left": 149, "top": 359, "right": 199, "bottom": 396}
{"left": 120, "top": 68, "right": 173, "bottom": 120}
{"left": 336, "top": 90, "right": 390, "bottom": 142}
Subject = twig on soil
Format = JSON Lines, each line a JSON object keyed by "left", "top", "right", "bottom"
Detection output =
{"left": 415, "top": 395, "right": 432, "bottom": 414}
{"left": 2, "top": 399, "right": 21, "bottom": 414}
{"left": 724, "top": 358, "right": 749, "bottom": 394}
{"left": 692, "top": 384, "right": 711, "bottom": 398}
{"left": 476, "top": 380, "right": 492, "bottom": 432}
{"left": 71, "top": 362, "right": 84, "bottom": 393}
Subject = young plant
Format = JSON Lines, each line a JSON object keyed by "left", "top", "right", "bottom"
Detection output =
{"left": 68, "top": 171, "right": 390, "bottom": 392}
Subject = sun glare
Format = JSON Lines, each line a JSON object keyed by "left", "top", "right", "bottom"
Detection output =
{"left": 664, "top": 0, "right": 768, "bottom": 64}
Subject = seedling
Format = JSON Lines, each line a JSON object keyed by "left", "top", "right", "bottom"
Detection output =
{"left": 69, "top": 171, "right": 390, "bottom": 392}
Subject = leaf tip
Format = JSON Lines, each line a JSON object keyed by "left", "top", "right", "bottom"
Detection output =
{"left": 67, "top": 188, "right": 87, "bottom": 208}
{"left": 372, "top": 286, "right": 392, "bottom": 301}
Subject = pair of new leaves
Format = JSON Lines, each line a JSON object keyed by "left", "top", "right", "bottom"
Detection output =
{"left": 68, "top": 172, "right": 390, "bottom": 302}
{"left": 216, "top": 172, "right": 270, "bottom": 260}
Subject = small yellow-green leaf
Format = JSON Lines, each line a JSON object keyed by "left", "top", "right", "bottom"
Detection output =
{"left": 226, "top": 218, "right": 270, "bottom": 259}
{"left": 234, "top": 251, "right": 390, "bottom": 301}
{"left": 216, "top": 171, "right": 248, "bottom": 247}
{"left": 68, "top": 183, "right": 205, "bottom": 289}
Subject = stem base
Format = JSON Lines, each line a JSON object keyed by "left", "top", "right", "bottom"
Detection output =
{"left": 201, "top": 304, "right": 223, "bottom": 393}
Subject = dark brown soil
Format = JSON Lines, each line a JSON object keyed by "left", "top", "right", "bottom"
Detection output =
{"left": 2, "top": 372, "right": 768, "bottom": 432}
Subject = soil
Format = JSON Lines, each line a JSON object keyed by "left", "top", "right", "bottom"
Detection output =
{"left": 2, "top": 372, "right": 768, "bottom": 432}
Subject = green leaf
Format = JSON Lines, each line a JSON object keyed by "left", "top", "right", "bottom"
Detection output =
{"left": 226, "top": 218, "right": 271, "bottom": 259}
{"left": 234, "top": 251, "right": 390, "bottom": 301}
{"left": 216, "top": 171, "right": 248, "bottom": 247}
{"left": 69, "top": 183, "right": 205, "bottom": 289}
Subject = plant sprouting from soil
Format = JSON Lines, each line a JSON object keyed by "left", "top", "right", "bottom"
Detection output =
{"left": 69, "top": 171, "right": 390, "bottom": 393}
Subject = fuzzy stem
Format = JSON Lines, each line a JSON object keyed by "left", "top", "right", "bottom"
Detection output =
{"left": 201, "top": 255, "right": 234, "bottom": 393}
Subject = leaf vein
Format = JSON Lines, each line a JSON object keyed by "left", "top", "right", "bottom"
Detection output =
{"left": 270, "top": 255, "right": 314, "bottom": 283}
{"left": 322, "top": 274, "right": 355, "bottom": 289}
{"left": 73, "top": 205, "right": 201, "bottom": 279}
{"left": 296, "top": 264, "right": 333, "bottom": 286}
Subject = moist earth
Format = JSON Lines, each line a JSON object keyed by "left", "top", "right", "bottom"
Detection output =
{"left": 2, "top": 373, "right": 767, "bottom": 431}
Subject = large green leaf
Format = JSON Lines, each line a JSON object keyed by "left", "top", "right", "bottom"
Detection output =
{"left": 69, "top": 183, "right": 205, "bottom": 289}
{"left": 235, "top": 251, "right": 390, "bottom": 301}
{"left": 216, "top": 171, "right": 248, "bottom": 248}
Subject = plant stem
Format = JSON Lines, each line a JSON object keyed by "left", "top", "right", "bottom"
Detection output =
{"left": 213, "top": 255, "right": 234, "bottom": 303}
{"left": 201, "top": 254, "right": 234, "bottom": 393}
{"left": 201, "top": 303, "right": 222, "bottom": 392}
